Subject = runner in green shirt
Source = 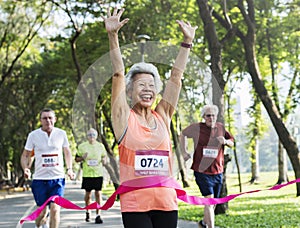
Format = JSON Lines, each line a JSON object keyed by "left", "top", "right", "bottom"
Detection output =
{"left": 75, "top": 128, "right": 106, "bottom": 224}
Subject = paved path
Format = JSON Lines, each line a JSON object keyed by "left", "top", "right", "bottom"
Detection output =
{"left": 0, "top": 182, "right": 198, "bottom": 228}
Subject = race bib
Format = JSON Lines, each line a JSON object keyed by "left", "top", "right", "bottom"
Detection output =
{"left": 87, "top": 159, "right": 98, "bottom": 166}
{"left": 135, "top": 150, "right": 169, "bottom": 176}
{"left": 42, "top": 154, "right": 59, "bottom": 167}
{"left": 203, "top": 147, "right": 218, "bottom": 158}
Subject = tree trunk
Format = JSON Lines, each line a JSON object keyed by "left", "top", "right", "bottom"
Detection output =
{"left": 250, "top": 139, "right": 259, "bottom": 184}
{"left": 100, "top": 134, "right": 120, "bottom": 182}
{"left": 170, "top": 121, "right": 189, "bottom": 187}
{"left": 277, "top": 143, "right": 289, "bottom": 184}
{"left": 215, "top": 154, "right": 231, "bottom": 215}
{"left": 103, "top": 160, "right": 119, "bottom": 188}
{"left": 233, "top": 142, "right": 242, "bottom": 192}
{"left": 237, "top": 0, "right": 300, "bottom": 195}
{"left": 196, "top": 0, "right": 231, "bottom": 213}
{"left": 196, "top": 0, "right": 225, "bottom": 121}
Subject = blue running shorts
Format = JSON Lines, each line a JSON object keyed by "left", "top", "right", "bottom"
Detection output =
{"left": 194, "top": 171, "right": 223, "bottom": 198}
{"left": 31, "top": 178, "right": 65, "bottom": 206}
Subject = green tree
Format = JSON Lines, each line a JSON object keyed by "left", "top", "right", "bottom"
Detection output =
{"left": 260, "top": 0, "right": 299, "bottom": 184}
{"left": 204, "top": 0, "right": 300, "bottom": 194}
{"left": 0, "top": 0, "right": 54, "bottom": 182}
{"left": 0, "top": 0, "right": 52, "bottom": 86}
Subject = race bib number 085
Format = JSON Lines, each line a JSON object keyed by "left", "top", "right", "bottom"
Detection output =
{"left": 42, "top": 154, "right": 59, "bottom": 167}
{"left": 135, "top": 150, "right": 169, "bottom": 176}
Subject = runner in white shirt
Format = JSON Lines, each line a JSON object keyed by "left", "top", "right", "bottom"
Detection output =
{"left": 21, "top": 108, "right": 75, "bottom": 228}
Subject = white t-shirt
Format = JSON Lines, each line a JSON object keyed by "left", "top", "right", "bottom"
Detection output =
{"left": 24, "top": 127, "right": 70, "bottom": 180}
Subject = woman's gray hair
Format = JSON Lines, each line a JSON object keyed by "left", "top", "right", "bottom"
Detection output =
{"left": 125, "top": 62, "right": 163, "bottom": 94}
{"left": 201, "top": 104, "right": 219, "bottom": 117}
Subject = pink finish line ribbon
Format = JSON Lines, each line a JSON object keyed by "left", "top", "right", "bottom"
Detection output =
{"left": 19, "top": 176, "right": 300, "bottom": 225}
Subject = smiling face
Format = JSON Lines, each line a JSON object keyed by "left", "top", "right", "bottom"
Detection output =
{"left": 129, "top": 73, "right": 157, "bottom": 108}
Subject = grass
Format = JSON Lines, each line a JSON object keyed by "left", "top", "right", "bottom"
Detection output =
{"left": 102, "top": 172, "right": 300, "bottom": 227}
{"left": 178, "top": 172, "right": 300, "bottom": 227}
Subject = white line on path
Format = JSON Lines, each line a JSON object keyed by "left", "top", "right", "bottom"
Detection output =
{"left": 16, "top": 203, "right": 36, "bottom": 228}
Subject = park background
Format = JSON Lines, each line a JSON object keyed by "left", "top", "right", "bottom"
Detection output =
{"left": 0, "top": 0, "right": 299, "bottom": 227}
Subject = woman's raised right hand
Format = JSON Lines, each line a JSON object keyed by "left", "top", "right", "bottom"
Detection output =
{"left": 102, "top": 7, "right": 129, "bottom": 34}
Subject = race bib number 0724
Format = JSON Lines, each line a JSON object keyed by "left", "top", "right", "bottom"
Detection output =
{"left": 135, "top": 150, "right": 169, "bottom": 176}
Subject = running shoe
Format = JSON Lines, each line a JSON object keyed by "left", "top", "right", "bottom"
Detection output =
{"left": 198, "top": 220, "right": 207, "bottom": 228}
{"left": 85, "top": 212, "right": 90, "bottom": 222}
{"left": 95, "top": 215, "right": 103, "bottom": 224}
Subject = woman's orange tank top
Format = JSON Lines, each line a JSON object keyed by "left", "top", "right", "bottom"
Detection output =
{"left": 118, "top": 110, "right": 178, "bottom": 212}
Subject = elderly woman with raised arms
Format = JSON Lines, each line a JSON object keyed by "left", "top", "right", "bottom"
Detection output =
{"left": 102, "top": 7, "right": 197, "bottom": 228}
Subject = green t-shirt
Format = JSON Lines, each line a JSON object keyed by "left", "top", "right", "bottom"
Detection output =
{"left": 77, "top": 141, "right": 106, "bottom": 177}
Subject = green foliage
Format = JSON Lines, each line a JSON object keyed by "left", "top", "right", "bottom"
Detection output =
{"left": 255, "top": 0, "right": 300, "bottom": 117}
{"left": 0, "top": 0, "right": 299, "bottom": 190}
{"left": 123, "top": 0, "right": 200, "bottom": 42}
{"left": 0, "top": 0, "right": 53, "bottom": 83}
